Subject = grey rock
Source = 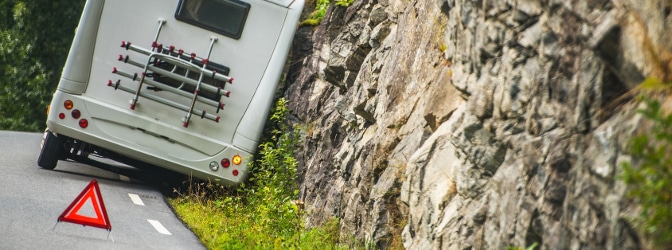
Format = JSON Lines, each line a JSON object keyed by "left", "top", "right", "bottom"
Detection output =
{"left": 284, "top": 0, "right": 667, "bottom": 248}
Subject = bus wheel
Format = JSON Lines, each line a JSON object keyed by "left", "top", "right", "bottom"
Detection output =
{"left": 38, "top": 129, "right": 64, "bottom": 170}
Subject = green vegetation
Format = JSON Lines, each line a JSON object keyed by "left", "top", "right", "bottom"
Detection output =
{"left": 300, "top": 0, "right": 330, "bottom": 27}
{"left": 620, "top": 95, "right": 672, "bottom": 247}
{"left": 170, "top": 99, "right": 349, "bottom": 249}
{"left": 0, "top": 0, "right": 85, "bottom": 131}
{"left": 299, "top": 0, "right": 354, "bottom": 27}
{"left": 508, "top": 242, "right": 538, "bottom": 250}
{"left": 334, "top": 0, "right": 354, "bottom": 7}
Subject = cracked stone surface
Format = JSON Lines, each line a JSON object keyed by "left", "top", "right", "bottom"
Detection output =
{"left": 285, "top": 0, "right": 671, "bottom": 248}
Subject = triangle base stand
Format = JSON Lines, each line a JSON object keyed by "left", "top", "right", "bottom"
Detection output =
{"left": 51, "top": 221, "right": 115, "bottom": 243}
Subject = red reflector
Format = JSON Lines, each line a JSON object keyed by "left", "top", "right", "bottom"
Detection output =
{"left": 59, "top": 113, "right": 66, "bottom": 119}
{"left": 232, "top": 170, "right": 239, "bottom": 176}
{"left": 221, "top": 158, "right": 230, "bottom": 168}
{"left": 71, "top": 109, "right": 81, "bottom": 119}
{"left": 79, "top": 119, "right": 89, "bottom": 128}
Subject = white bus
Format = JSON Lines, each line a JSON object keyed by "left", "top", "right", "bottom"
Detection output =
{"left": 38, "top": 0, "right": 304, "bottom": 185}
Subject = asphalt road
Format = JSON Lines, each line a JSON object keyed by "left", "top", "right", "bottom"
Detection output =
{"left": 0, "top": 131, "right": 205, "bottom": 250}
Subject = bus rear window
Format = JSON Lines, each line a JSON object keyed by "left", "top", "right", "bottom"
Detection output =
{"left": 175, "top": 0, "right": 250, "bottom": 39}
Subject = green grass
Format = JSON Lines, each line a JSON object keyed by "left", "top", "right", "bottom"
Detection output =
{"left": 171, "top": 198, "right": 349, "bottom": 249}
{"left": 169, "top": 98, "right": 352, "bottom": 249}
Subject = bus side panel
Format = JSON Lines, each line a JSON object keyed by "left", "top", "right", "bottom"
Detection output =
{"left": 58, "top": 0, "right": 105, "bottom": 94}
{"left": 233, "top": 0, "right": 305, "bottom": 152}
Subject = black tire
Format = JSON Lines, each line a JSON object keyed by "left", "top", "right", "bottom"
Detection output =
{"left": 38, "top": 129, "right": 64, "bottom": 170}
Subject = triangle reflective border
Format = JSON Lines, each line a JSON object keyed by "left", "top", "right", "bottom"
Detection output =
{"left": 58, "top": 179, "right": 111, "bottom": 230}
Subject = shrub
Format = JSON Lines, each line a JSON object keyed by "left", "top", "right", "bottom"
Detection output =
{"left": 621, "top": 97, "right": 672, "bottom": 246}
{"left": 238, "top": 97, "right": 303, "bottom": 244}
{"left": 171, "top": 98, "right": 353, "bottom": 249}
{"left": 300, "top": 0, "right": 330, "bottom": 27}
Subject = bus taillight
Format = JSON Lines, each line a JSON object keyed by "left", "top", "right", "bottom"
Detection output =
{"left": 232, "top": 155, "right": 242, "bottom": 165}
{"left": 221, "top": 158, "right": 230, "bottom": 168}
{"left": 79, "top": 119, "right": 89, "bottom": 128}
{"left": 64, "top": 100, "right": 74, "bottom": 110}
{"left": 72, "top": 109, "right": 81, "bottom": 119}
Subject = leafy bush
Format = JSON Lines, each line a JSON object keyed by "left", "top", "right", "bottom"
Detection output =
{"left": 238, "top": 97, "right": 302, "bottom": 243}
{"left": 621, "top": 97, "right": 672, "bottom": 246}
{"left": 170, "top": 98, "right": 347, "bottom": 249}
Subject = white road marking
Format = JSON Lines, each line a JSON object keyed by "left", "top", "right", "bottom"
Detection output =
{"left": 128, "top": 193, "right": 145, "bottom": 206}
{"left": 119, "top": 175, "right": 130, "bottom": 182}
{"left": 147, "top": 219, "right": 172, "bottom": 235}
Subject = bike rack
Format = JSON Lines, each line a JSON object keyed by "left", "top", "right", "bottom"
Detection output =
{"left": 108, "top": 19, "right": 234, "bottom": 127}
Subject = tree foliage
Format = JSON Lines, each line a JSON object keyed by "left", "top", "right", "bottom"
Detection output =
{"left": 0, "top": 0, "right": 85, "bottom": 131}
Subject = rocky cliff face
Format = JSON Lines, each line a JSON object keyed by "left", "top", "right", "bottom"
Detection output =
{"left": 285, "top": 0, "right": 672, "bottom": 248}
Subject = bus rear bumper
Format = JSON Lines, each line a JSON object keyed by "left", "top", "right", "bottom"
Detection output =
{"left": 46, "top": 91, "right": 249, "bottom": 185}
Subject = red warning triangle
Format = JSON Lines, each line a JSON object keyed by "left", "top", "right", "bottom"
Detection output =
{"left": 58, "top": 179, "right": 111, "bottom": 230}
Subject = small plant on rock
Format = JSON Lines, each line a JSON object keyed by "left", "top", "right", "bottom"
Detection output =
{"left": 620, "top": 96, "right": 672, "bottom": 247}
{"left": 334, "top": 0, "right": 354, "bottom": 7}
{"left": 300, "top": 0, "right": 330, "bottom": 26}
